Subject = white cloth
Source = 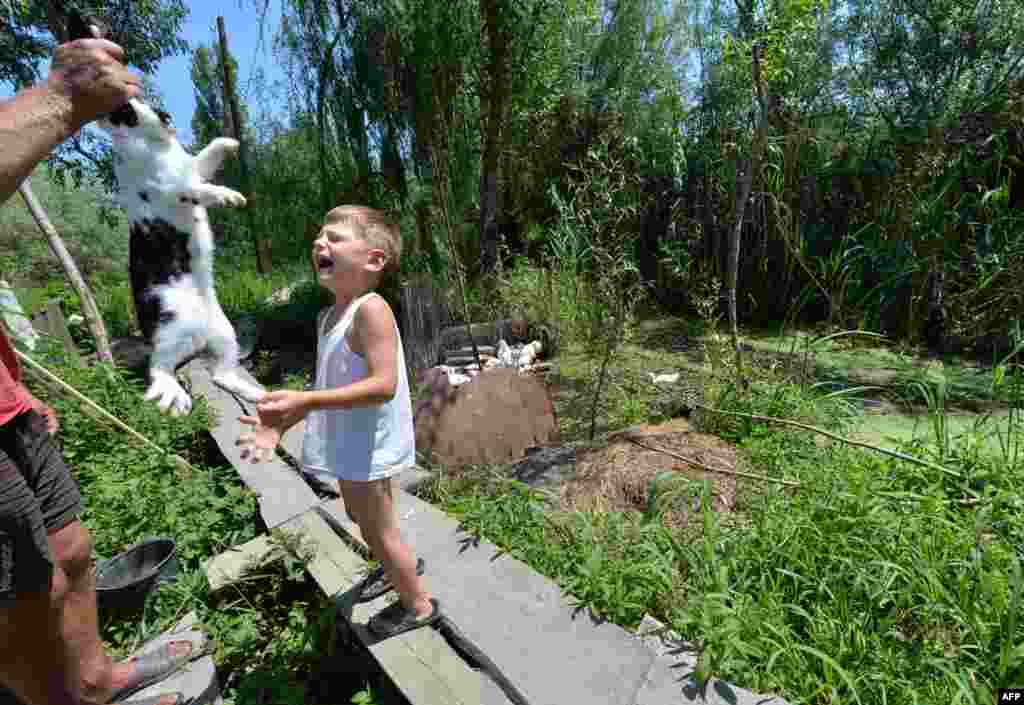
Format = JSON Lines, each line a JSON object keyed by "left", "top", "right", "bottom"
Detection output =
{"left": 301, "top": 292, "right": 415, "bottom": 482}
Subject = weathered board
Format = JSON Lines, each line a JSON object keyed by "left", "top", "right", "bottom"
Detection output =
{"left": 274, "top": 509, "right": 484, "bottom": 705}
{"left": 185, "top": 361, "right": 319, "bottom": 529}
{"left": 204, "top": 534, "right": 284, "bottom": 593}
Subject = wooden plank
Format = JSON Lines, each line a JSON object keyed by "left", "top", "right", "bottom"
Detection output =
{"left": 45, "top": 300, "right": 83, "bottom": 366}
{"left": 276, "top": 510, "right": 482, "bottom": 705}
{"left": 320, "top": 487, "right": 657, "bottom": 705}
{"left": 278, "top": 509, "right": 357, "bottom": 596}
{"left": 204, "top": 534, "right": 284, "bottom": 593}
{"left": 184, "top": 361, "right": 319, "bottom": 528}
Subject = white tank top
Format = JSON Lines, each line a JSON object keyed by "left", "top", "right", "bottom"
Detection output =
{"left": 301, "top": 292, "right": 416, "bottom": 481}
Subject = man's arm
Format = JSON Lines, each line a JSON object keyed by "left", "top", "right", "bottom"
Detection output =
{"left": 0, "top": 34, "right": 140, "bottom": 204}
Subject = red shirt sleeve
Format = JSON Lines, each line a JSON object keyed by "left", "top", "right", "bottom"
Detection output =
{"left": 0, "top": 325, "right": 34, "bottom": 425}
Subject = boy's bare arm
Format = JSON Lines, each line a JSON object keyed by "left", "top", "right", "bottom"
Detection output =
{"left": 254, "top": 298, "right": 398, "bottom": 430}
{"left": 303, "top": 296, "right": 399, "bottom": 412}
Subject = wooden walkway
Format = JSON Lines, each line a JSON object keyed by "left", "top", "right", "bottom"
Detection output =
{"left": 189, "top": 360, "right": 789, "bottom": 705}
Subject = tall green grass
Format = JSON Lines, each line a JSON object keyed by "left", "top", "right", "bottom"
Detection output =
{"left": 420, "top": 371, "right": 1024, "bottom": 704}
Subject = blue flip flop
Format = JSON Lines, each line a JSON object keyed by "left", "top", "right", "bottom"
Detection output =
{"left": 107, "top": 642, "right": 194, "bottom": 703}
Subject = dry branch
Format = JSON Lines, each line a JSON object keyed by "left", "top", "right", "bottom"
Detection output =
{"left": 14, "top": 347, "right": 195, "bottom": 474}
{"left": 696, "top": 404, "right": 963, "bottom": 479}
{"left": 19, "top": 183, "right": 114, "bottom": 364}
{"left": 623, "top": 435, "right": 802, "bottom": 487}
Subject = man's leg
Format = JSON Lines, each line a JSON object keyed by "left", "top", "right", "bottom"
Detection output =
{"left": 340, "top": 479, "right": 432, "bottom": 618}
{"left": 48, "top": 520, "right": 188, "bottom": 704}
{"left": 10, "top": 411, "right": 184, "bottom": 705}
{"left": 0, "top": 543, "right": 79, "bottom": 704}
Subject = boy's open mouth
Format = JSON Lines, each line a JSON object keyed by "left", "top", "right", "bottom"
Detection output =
{"left": 316, "top": 255, "right": 334, "bottom": 272}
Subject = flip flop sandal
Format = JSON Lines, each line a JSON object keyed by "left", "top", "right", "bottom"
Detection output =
{"left": 117, "top": 693, "right": 186, "bottom": 705}
{"left": 357, "top": 557, "right": 425, "bottom": 603}
{"left": 368, "top": 598, "right": 442, "bottom": 639}
{"left": 107, "top": 642, "right": 195, "bottom": 703}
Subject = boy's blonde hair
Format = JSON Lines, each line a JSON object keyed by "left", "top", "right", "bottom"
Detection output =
{"left": 324, "top": 205, "right": 402, "bottom": 274}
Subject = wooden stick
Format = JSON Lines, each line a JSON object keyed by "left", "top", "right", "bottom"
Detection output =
{"left": 696, "top": 404, "right": 963, "bottom": 479}
{"left": 13, "top": 347, "right": 195, "bottom": 474}
{"left": 622, "top": 436, "right": 802, "bottom": 487}
{"left": 19, "top": 181, "right": 114, "bottom": 365}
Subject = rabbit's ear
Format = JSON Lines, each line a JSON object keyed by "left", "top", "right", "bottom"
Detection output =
{"left": 65, "top": 9, "right": 92, "bottom": 41}
{"left": 65, "top": 9, "right": 109, "bottom": 41}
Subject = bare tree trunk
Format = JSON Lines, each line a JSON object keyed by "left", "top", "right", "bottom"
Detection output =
{"left": 925, "top": 259, "right": 947, "bottom": 352}
{"left": 725, "top": 44, "right": 770, "bottom": 376}
{"left": 217, "top": 16, "right": 270, "bottom": 274}
{"left": 479, "top": 0, "right": 512, "bottom": 275}
{"left": 19, "top": 183, "right": 113, "bottom": 364}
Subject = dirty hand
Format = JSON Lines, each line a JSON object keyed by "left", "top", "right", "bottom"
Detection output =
{"left": 29, "top": 396, "right": 59, "bottom": 436}
{"left": 47, "top": 26, "right": 141, "bottom": 129}
{"left": 255, "top": 390, "right": 309, "bottom": 429}
{"left": 236, "top": 416, "right": 282, "bottom": 464}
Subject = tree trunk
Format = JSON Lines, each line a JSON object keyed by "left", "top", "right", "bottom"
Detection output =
{"left": 217, "top": 16, "right": 270, "bottom": 273}
{"left": 19, "top": 183, "right": 113, "bottom": 364}
{"left": 479, "top": 0, "right": 512, "bottom": 275}
{"left": 382, "top": 119, "right": 406, "bottom": 202}
{"left": 725, "top": 44, "right": 770, "bottom": 375}
{"left": 925, "top": 260, "right": 947, "bottom": 352}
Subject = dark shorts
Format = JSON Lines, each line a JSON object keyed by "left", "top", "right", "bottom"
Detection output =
{"left": 0, "top": 411, "right": 82, "bottom": 604}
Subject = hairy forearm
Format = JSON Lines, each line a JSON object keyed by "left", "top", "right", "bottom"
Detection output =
{"left": 0, "top": 85, "right": 78, "bottom": 205}
{"left": 305, "top": 377, "right": 396, "bottom": 412}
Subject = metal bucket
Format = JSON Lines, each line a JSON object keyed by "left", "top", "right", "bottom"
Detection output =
{"left": 95, "top": 537, "right": 178, "bottom": 610}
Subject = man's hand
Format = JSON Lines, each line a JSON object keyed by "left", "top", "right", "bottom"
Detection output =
{"left": 235, "top": 416, "right": 282, "bottom": 464}
{"left": 255, "top": 390, "right": 310, "bottom": 431}
{"left": 0, "top": 26, "right": 142, "bottom": 204}
{"left": 29, "top": 397, "right": 59, "bottom": 436}
{"left": 46, "top": 30, "right": 141, "bottom": 130}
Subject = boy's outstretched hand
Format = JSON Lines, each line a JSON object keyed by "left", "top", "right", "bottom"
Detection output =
{"left": 255, "top": 389, "right": 309, "bottom": 430}
{"left": 236, "top": 416, "right": 282, "bottom": 463}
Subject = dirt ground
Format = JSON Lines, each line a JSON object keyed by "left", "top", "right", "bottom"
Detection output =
{"left": 559, "top": 417, "right": 742, "bottom": 530}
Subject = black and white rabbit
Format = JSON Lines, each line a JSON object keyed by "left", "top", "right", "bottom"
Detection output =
{"left": 97, "top": 99, "right": 265, "bottom": 414}
{"left": 65, "top": 12, "right": 263, "bottom": 414}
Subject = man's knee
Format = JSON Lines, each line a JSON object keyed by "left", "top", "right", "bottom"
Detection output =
{"left": 48, "top": 520, "right": 92, "bottom": 585}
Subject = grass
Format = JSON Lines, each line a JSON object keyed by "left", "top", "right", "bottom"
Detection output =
{"left": 743, "top": 325, "right": 1002, "bottom": 405}
{"left": 413, "top": 286, "right": 1024, "bottom": 704}
{"left": 420, "top": 371, "right": 1024, "bottom": 703}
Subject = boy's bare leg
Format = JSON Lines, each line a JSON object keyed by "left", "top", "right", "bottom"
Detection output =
{"left": 340, "top": 478, "right": 432, "bottom": 618}
{"left": 337, "top": 497, "right": 373, "bottom": 561}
